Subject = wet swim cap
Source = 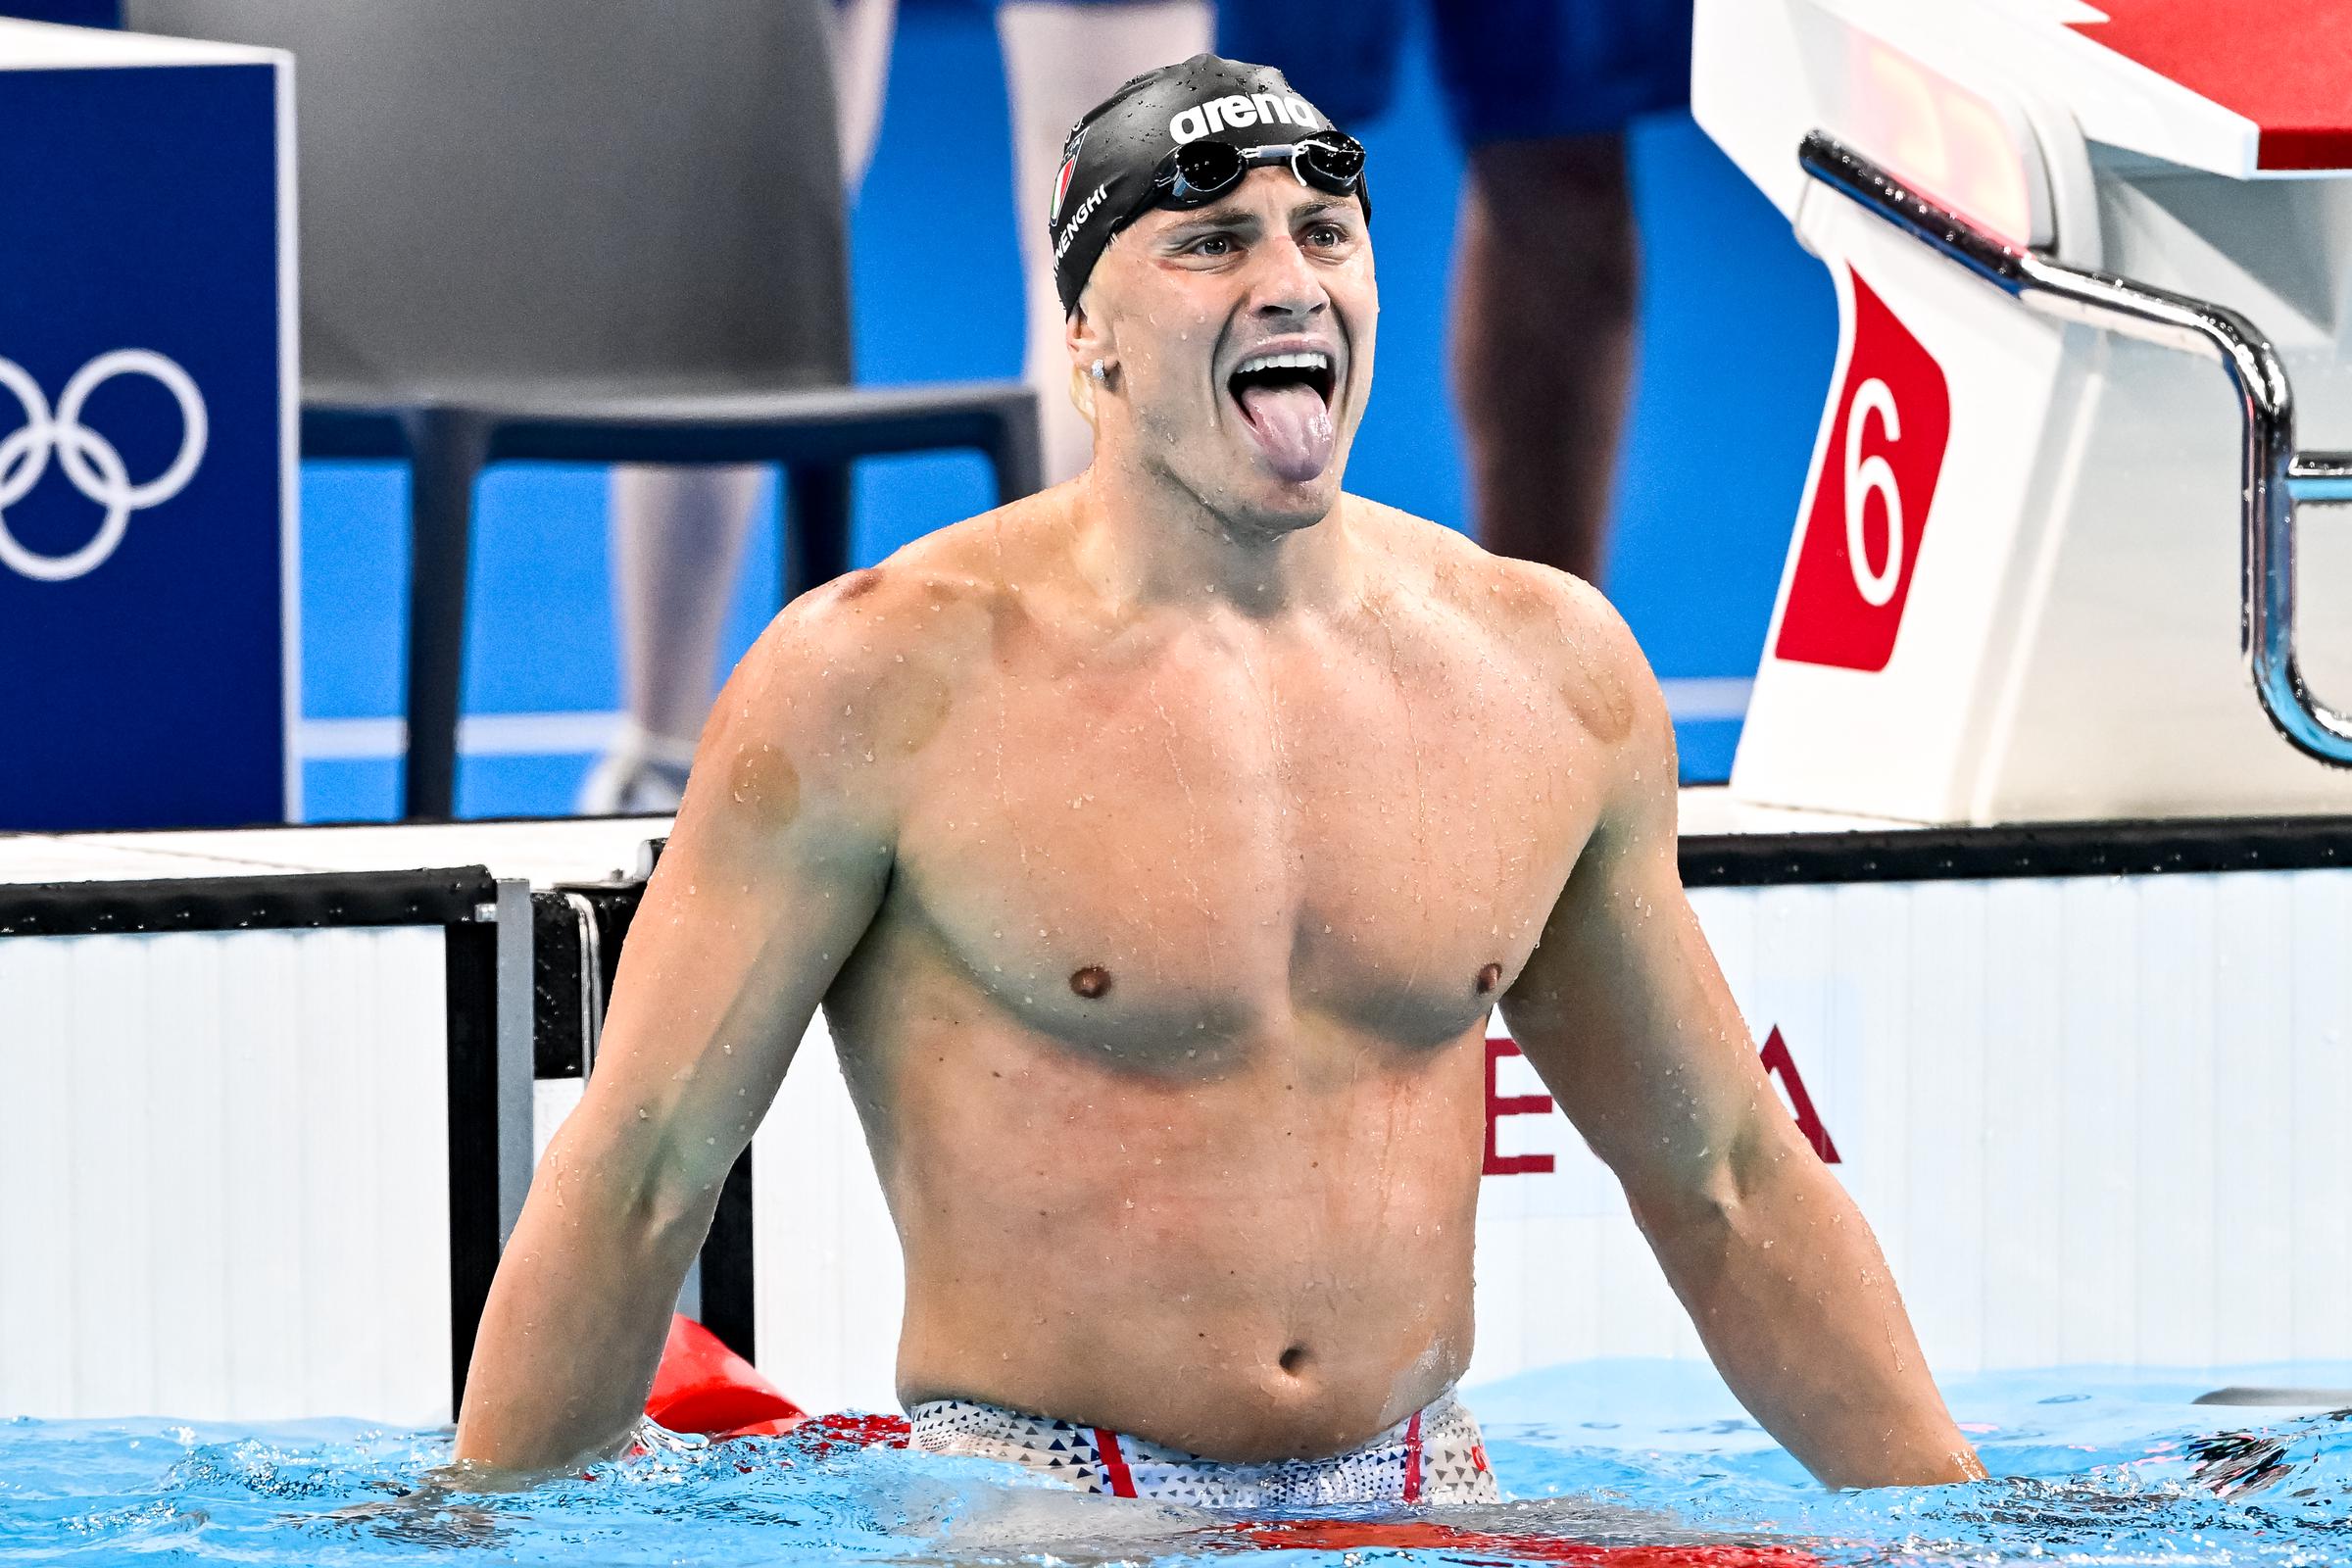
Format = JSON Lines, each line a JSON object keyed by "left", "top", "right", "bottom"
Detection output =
{"left": 1048, "top": 53, "right": 1367, "bottom": 317}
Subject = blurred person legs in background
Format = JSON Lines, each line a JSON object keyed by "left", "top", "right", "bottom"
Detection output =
{"left": 835, "top": 0, "right": 897, "bottom": 191}
{"left": 584, "top": 0, "right": 1204, "bottom": 810}
{"left": 580, "top": 0, "right": 900, "bottom": 813}
{"left": 1220, "top": 0, "right": 1691, "bottom": 585}
{"left": 817, "top": 0, "right": 1214, "bottom": 485}
{"left": 998, "top": 0, "right": 1211, "bottom": 483}
{"left": 585, "top": 465, "right": 769, "bottom": 811}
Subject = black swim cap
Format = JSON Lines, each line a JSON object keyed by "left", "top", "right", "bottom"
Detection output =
{"left": 1048, "top": 53, "right": 1367, "bottom": 318}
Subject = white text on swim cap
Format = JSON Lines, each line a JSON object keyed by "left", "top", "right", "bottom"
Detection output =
{"left": 1168, "top": 93, "right": 1323, "bottom": 145}
{"left": 1054, "top": 181, "right": 1110, "bottom": 263}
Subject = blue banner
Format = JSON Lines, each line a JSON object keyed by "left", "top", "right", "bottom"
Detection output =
{"left": 0, "top": 60, "right": 288, "bottom": 830}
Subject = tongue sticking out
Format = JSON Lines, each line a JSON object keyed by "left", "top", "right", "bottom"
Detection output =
{"left": 1235, "top": 381, "right": 1336, "bottom": 484}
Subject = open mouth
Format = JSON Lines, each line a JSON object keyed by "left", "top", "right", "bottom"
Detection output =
{"left": 1226, "top": 350, "right": 1337, "bottom": 409}
{"left": 1225, "top": 349, "right": 1339, "bottom": 484}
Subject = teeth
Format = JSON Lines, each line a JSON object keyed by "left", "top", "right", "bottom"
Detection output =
{"left": 1235, "top": 350, "right": 1332, "bottom": 376}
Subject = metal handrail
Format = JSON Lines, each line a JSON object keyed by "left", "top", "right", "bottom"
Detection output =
{"left": 1798, "top": 131, "right": 2352, "bottom": 767}
{"left": 563, "top": 890, "right": 606, "bottom": 1074}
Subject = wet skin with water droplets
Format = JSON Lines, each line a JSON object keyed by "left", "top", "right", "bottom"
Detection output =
{"left": 778, "top": 490, "right": 1644, "bottom": 1463}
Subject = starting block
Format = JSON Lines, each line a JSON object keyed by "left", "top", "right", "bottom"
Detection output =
{"left": 1697, "top": 0, "right": 2352, "bottom": 822}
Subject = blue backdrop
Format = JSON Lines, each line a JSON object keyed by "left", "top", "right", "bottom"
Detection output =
{"left": 0, "top": 61, "right": 285, "bottom": 829}
{"left": 288, "top": 0, "right": 1836, "bottom": 819}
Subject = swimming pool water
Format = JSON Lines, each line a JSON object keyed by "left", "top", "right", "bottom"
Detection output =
{"left": 8, "top": 1361, "right": 2350, "bottom": 1567}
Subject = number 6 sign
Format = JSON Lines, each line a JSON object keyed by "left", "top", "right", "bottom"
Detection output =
{"left": 1775, "top": 270, "right": 1951, "bottom": 672}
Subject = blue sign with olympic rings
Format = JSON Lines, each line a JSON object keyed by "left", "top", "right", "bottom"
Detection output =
{"left": 0, "top": 47, "right": 292, "bottom": 830}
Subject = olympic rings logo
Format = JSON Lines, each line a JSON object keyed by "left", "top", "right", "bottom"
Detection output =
{"left": 0, "top": 350, "right": 209, "bottom": 583}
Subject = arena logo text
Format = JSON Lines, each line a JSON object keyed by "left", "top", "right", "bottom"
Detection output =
{"left": 1167, "top": 92, "right": 1322, "bottom": 144}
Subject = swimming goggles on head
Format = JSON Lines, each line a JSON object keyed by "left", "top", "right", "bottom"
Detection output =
{"left": 1149, "top": 131, "right": 1368, "bottom": 211}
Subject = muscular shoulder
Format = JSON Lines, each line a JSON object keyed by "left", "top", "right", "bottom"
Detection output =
{"left": 1341, "top": 495, "right": 1666, "bottom": 755}
{"left": 694, "top": 505, "right": 1029, "bottom": 832}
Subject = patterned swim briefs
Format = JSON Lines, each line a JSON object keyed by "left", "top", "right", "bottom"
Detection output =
{"left": 906, "top": 1391, "right": 1500, "bottom": 1507}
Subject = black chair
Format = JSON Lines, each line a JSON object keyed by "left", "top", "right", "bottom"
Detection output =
{"left": 126, "top": 0, "right": 1041, "bottom": 818}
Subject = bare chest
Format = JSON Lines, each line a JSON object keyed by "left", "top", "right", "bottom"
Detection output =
{"left": 885, "top": 634, "right": 1598, "bottom": 1053}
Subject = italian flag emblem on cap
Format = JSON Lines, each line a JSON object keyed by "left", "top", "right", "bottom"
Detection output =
{"left": 1052, "top": 154, "right": 1077, "bottom": 222}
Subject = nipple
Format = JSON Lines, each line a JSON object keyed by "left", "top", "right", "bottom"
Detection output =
{"left": 1475, "top": 962, "right": 1502, "bottom": 996}
{"left": 1070, "top": 965, "right": 1113, "bottom": 1000}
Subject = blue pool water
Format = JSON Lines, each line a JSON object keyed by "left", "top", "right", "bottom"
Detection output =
{"left": 9, "top": 1361, "right": 2352, "bottom": 1567}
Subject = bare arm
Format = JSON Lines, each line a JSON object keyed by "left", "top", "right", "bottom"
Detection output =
{"left": 451, "top": 589, "right": 905, "bottom": 1479}
{"left": 1502, "top": 588, "right": 1983, "bottom": 1490}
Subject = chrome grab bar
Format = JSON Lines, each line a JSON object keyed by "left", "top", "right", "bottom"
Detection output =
{"left": 562, "top": 890, "right": 606, "bottom": 1073}
{"left": 1798, "top": 131, "right": 2352, "bottom": 767}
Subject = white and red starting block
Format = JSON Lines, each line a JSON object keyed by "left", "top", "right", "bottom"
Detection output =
{"left": 1695, "top": 0, "right": 2352, "bottom": 822}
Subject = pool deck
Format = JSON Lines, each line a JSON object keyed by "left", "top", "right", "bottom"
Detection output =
{"left": 0, "top": 790, "right": 1899, "bottom": 891}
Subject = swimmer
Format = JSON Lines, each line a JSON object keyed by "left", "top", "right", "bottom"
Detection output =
{"left": 454, "top": 55, "right": 1987, "bottom": 1502}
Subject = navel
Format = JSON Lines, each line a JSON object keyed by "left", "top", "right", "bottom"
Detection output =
{"left": 1069, "top": 965, "right": 1113, "bottom": 1000}
{"left": 1475, "top": 962, "right": 1503, "bottom": 996}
